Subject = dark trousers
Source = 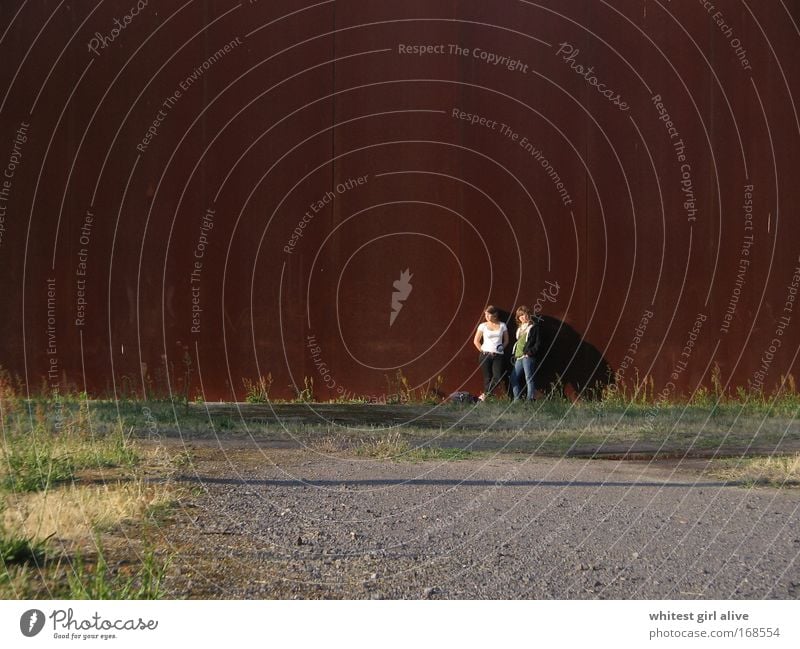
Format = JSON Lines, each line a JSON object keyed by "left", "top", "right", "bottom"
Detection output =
{"left": 479, "top": 352, "right": 506, "bottom": 396}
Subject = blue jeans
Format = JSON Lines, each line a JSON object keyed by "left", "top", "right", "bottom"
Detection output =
{"left": 511, "top": 356, "right": 536, "bottom": 401}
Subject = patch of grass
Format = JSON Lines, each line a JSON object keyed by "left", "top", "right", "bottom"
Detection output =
{"left": 353, "top": 433, "right": 473, "bottom": 462}
{"left": 309, "top": 434, "right": 354, "bottom": 454}
{"left": 707, "top": 454, "right": 800, "bottom": 488}
{"left": 3, "top": 482, "right": 176, "bottom": 543}
{"left": 0, "top": 480, "right": 177, "bottom": 599}
{"left": 1, "top": 405, "right": 139, "bottom": 493}
{"left": 47, "top": 380, "right": 800, "bottom": 457}
{"left": 384, "top": 370, "right": 445, "bottom": 404}
{"left": 0, "top": 565, "right": 41, "bottom": 598}
{"left": 67, "top": 543, "right": 169, "bottom": 600}
{"left": 1, "top": 543, "right": 171, "bottom": 599}
{"left": 598, "top": 366, "right": 800, "bottom": 416}
{"left": 2, "top": 449, "right": 75, "bottom": 492}
{"left": 0, "top": 518, "right": 48, "bottom": 566}
{"left": 355, "top": 432, "right": 410, "bottom": 459}
{"left": 602, "top": 370, "right": 654, "bottom": 405}
{"left": 1, "top": 536, "right": 48, "bottom": 569}
{"left": 0, "top": 497, "right": 48, "bottom": 596}
{"left": 163, "top": 398, "right": 800, "bottom": 459}
{"left": 0, "top": 388, "right": 178, "bottom": 599}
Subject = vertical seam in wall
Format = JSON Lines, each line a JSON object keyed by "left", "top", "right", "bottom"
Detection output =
{"left": 331, "top": 2, "right": 337, "bottom": 209}
{"left": 329, "top": 1, "right": 337, "bottom": 375}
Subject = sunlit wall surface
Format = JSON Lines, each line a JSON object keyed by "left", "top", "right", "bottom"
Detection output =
{"left": 1, "top": 1, "right": 798, "bottom": 401}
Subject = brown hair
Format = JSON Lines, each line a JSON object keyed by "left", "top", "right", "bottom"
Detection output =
{"left": 484, "top": 305, "right": 498, "bottom": 315}
{"left": 515, "top": 305, "right": 532, "bottom": 324}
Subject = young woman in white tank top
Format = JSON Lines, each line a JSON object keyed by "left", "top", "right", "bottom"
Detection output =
{"left": 473, "top": 305, "right": 509, "bottom": 399}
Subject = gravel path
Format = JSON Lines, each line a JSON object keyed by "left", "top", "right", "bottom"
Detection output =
{"left": 161, "top": 445, "right": 800, "bottom": 599}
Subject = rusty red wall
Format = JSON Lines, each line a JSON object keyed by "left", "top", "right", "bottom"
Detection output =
{"left": 1, "top": 0, "right": 799, "bottom": 401}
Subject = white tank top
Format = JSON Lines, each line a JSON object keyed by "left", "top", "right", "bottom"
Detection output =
{"left": 478, "top": 322, "right": 507, "bottom": 353}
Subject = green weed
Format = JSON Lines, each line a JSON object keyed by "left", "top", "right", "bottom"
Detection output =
{"left": 243, "top": 374, "right": 273, "bottom": 403}
{"left": 384, "top": 370, "right": 445, "bottom": 404}
{"left": 0, "top": 532, "right": 48, "bottom": 566}
{"left": 67, "top": 543, "right": 169, "bottom": 600}
{"left": 293, "top": 376, "right": 315, "bottom": 403}
{"left": 0, "top": 395, "right": 141, "bottom": 493}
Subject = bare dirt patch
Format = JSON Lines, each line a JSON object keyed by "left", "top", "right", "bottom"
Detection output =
{"left": 155, "top": 442, "right": 800, "bottom": 599}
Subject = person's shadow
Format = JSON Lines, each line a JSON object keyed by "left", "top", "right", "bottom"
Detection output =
{"left": 503, "top": 313, "right": 613, "bottom": 400}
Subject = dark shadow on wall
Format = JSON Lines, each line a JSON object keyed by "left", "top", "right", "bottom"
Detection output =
{"left": 504, "top": 314, "right": 614, "bottom": 400}
{"left": 495, "top": 308, "right": 514, "bottom": 395}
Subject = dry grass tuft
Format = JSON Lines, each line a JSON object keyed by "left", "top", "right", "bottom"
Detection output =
{"left": 709, "top": 453, "right": 800, "bottom": 487}
{"left": 308, "top": 434, "right": 354, "bottom": 454}
{"left": 3, "top": 482, "right": 174, "bottom": 544}
{"left": 355, "top": 432, "right": 411, "bottom": 459}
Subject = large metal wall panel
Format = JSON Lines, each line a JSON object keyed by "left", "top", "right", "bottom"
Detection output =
{"left": 1, "top": 1, "right": 798, "bottom": 401}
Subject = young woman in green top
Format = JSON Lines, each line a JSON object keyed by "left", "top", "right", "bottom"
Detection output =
{"left": 510, "top": 306, "right": 540, "bottom": 401}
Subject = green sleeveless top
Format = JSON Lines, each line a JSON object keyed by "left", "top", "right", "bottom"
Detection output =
{"left": 514, "top": 324, "right": 530, "bottom": 358}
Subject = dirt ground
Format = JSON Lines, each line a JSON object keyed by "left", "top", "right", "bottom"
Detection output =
{"left": 150, "top": 440, "right": 800, "bottom": 599}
